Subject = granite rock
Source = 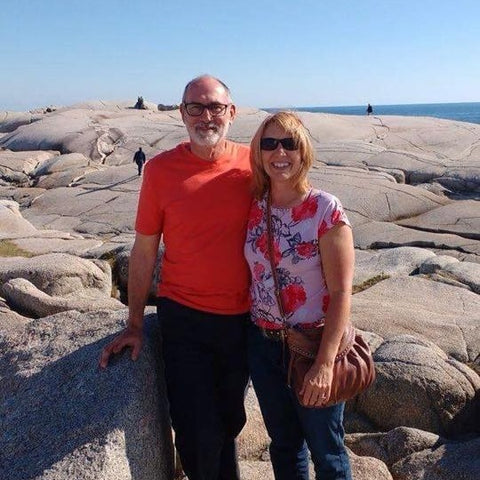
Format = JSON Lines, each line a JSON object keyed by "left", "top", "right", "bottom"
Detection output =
{"left": 3, "top": 277, "right": 123, "bottom": 318}
{"left": 357, "top": 335, "right": 480, "bottom": 435}
{"left": 352, "top": 276, "right": 480, "bottom": 362}
{"left": 0, "top": 253, "right": 112, "bottom": 297}
{"left": 0, "top": 310, "right": 173, "bottom": 480}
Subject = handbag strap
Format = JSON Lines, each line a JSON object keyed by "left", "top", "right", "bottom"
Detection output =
{"left": 265, "top": 192, "right": 288, "bottom": 326}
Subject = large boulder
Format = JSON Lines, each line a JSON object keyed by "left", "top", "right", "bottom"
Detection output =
{"left": 420, "top": 256, "right": 480, "bottom": 294}
{"left": 0, "top": 309, "right": 173, "bottom": 480}
{"left": 347, "top": 426, "right": 480, "bottom": 479}
{"left": 3, "top": 277, "right": 124, "bottom": 318}
{"left": 0, "top": 111, "right": 43, "bottom": 133}
{"left": 0, "top": 200, "right": 103, "bottom": 255}
{"left": 111, "top": 243, "right": 164, "bottom": 303}
{"left": 346, "top": 426, "right": 444, "bottom": 467}
{"left": 32, "top": 152, "right": 98, "bottom": 189}
{"left": 391, "top": 435, "right": 480, "bottom": 480}
{"left": 0, "top": 150, "right": 59, "bottom": 185}
{"left": 357, "top": 335, "right": 480, "bottom": 435}
{"left": 0, "top": 199, "right": 37, "bottom": 237}
{"left": 352, "top": 276, "right": 480, "bottom": 363}
{"left": 354, "top": 247, "right": 435, "bottom": 287}
{"left": 0, "top": 253, "right": 112, "bottom": 297}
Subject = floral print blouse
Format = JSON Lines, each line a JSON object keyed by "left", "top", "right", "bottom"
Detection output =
{"left": 244, "top": 188, "right": 350, "bottom": 329}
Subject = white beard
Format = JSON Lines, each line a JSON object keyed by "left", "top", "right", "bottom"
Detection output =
{"left": 187, "top": 121, "right": 230, "bottom": 147}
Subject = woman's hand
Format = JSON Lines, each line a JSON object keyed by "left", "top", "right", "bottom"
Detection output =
{"left": 299, "top": 363, "right": 334, "bottom": 407}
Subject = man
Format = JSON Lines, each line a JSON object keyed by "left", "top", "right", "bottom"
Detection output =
{"left": 100, "top": 75, "right": 252, "bottom": 480}
{"left": 133, "top": 147, "right": 146, "bottom": 176}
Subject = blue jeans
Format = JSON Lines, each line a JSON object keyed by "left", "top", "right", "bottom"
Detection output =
{"left": 158, "top": 297, "right": 249, "bottom": 480}
{"left": 247, "top": 322, "right": 352, "bottom": 480}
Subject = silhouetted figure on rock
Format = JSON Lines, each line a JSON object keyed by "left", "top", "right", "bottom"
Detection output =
{"left": 134, "top": 96, "right": 146, "bottom": 110}
{"left": 133, "top": 147, "right": 146, "bottom": 175}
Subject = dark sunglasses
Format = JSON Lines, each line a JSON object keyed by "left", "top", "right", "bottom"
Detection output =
{"left": 183, "top": 102, "right": 230, "bottom": 117}
{"left": 260, "top": 137, "right": 298, "bottom": 151}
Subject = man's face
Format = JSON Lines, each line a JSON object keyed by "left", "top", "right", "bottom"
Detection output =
{"left": 180, "top": 78, "right": 236, "bottom": 148}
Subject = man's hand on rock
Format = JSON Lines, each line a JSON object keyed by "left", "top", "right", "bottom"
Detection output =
{"left": 99, "top": 325, "right": 143, "bottom": 369}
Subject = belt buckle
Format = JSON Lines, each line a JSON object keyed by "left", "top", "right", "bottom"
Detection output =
{"left": 262, "top": 328, "right": 286, "bottom": 342}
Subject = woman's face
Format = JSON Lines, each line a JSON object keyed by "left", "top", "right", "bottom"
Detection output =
{"left": 260, "top": 123, "right": 302, "bottom": 187}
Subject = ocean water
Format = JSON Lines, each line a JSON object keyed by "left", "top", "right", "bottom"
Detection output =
{"left": 265, "top": 102, "right": 480, "bottom": 125}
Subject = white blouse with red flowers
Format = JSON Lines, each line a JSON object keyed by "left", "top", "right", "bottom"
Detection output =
{"left": 244, "top": 188, "right": 350, "bottom": 329}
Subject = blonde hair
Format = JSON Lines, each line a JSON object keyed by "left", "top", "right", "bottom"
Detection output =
{"left": 250, "top": 111, "right": 314, "bottom": 200}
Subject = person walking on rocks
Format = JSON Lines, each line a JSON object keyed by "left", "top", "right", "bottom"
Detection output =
{"left": 366, "top": 103, "right": 373, "bottom": 115}
{"left": 100, "top": 75, "right": 252, "bottom": 480}
{"left": 133, "top": 147, "right": 146, "bottom": 176}
{"left": 245, "top": 112, "right": 354, "bottom": 479}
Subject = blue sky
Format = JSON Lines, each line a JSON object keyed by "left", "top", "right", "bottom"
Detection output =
{"left": 1, "top": 0, "right": 479, "bottom": 111}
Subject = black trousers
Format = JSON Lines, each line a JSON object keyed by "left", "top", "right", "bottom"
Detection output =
{"left": 157, "top": 297, "right": 249, "bottom": 480}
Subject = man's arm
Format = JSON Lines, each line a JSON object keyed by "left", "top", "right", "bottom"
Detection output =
{"left": 99, "top": 232, "right": 161, "bottom": 368}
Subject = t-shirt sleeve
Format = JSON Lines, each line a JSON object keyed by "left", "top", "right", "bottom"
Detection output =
{"left": 135, "top": 163, "right": 164, "bottom": 235}
{"left": 317, "top": 195, "right": 350, "bottom": 238}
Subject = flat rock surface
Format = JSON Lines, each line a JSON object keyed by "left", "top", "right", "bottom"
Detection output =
{"left": 354, "top": 221, "right": 480, "bottom": 257}
{"left": 23, "top": 183, "right": 139, "bottom": 235}
{"left": 397, "top": 199, "right": 480, "bottom": 238}
{"left": 309, "top": 166, "right": 450, "bottom": 224}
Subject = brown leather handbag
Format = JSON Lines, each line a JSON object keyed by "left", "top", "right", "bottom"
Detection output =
{"left": 265, "top": 193, "right": 375, "bottom": 408}
{"left": 286, "top": 323, "right": 375, "bottom": 407}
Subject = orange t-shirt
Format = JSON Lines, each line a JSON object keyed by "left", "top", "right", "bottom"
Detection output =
{"left": 135, "top": 141, "right": 252, "bottom": 314}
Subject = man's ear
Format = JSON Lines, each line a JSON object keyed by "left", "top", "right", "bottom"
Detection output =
{"left": 229, "top": 104, "right": 237, "bottom": 122}
{"left": 180, "top": 103, "right": 186, "bottom": 123}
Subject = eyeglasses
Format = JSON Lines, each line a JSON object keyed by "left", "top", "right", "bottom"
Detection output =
{"left": 183, "top": 102, "right": 230, "bottom": 117}
{"left": 260, "top": 137, "right": 298, "bottom": 151}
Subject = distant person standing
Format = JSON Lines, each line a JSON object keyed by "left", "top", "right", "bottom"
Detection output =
{"left": 366, "top": 103, "right": 373, "bottom": 115}
{"left": 133, "top": 147, "right": 146, "bottom": 176}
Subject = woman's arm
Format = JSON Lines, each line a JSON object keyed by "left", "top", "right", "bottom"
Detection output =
{"left": 299, "top": 223, "right": 354, "bottom": 406}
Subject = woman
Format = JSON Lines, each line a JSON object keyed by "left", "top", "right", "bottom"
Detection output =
{"left": 245, "top": 111, "right": 354, "bottom": 480}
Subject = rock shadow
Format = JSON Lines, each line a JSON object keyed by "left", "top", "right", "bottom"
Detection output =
{"left": 0, "top": 315, "right": 174, "bottom": 480}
